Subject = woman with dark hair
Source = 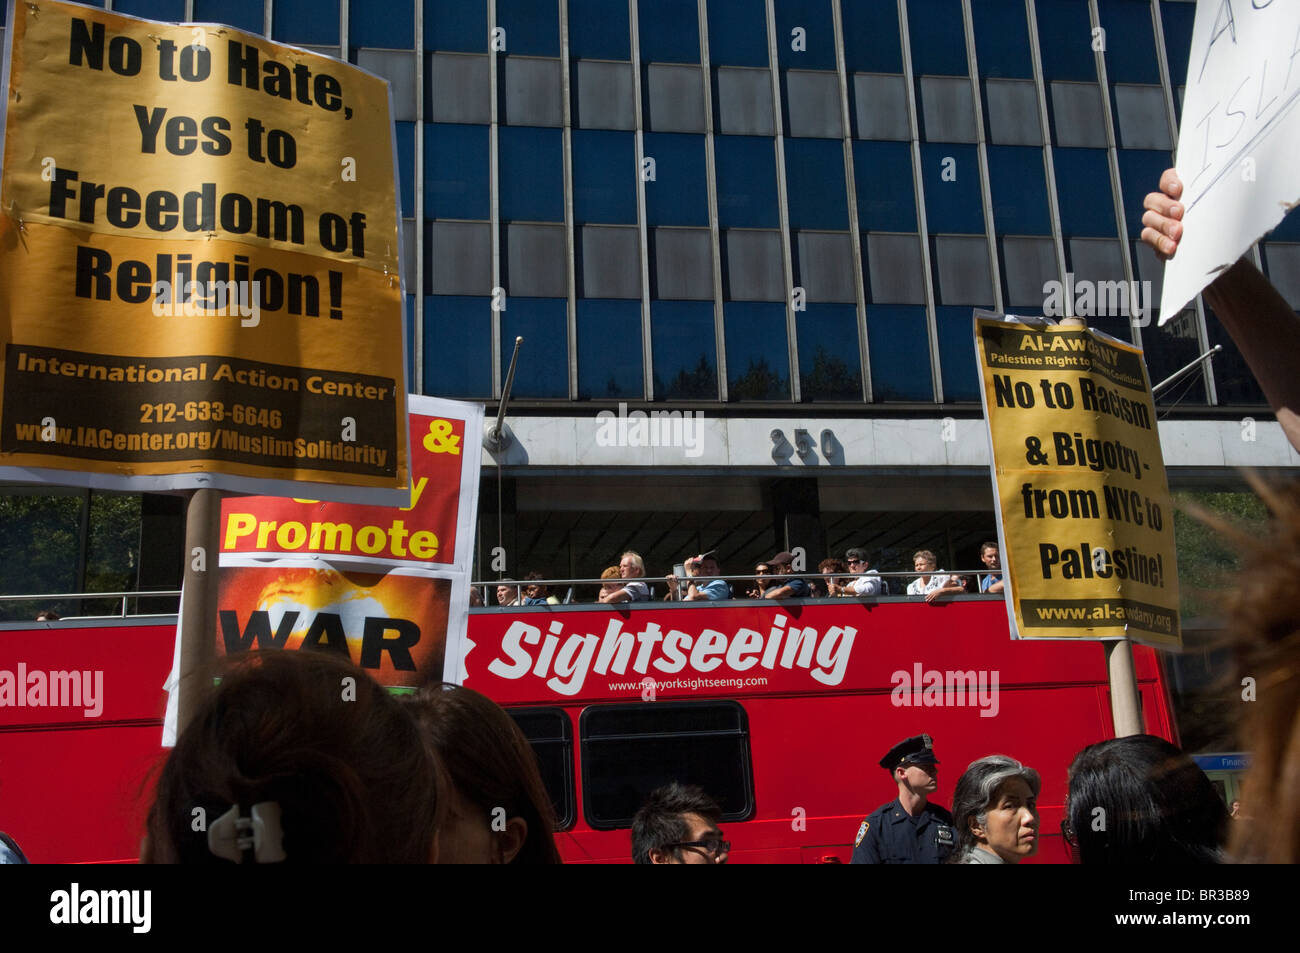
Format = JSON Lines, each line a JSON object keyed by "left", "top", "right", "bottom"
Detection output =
{"left": 949, "top": 755, "right": 1041, "bottom": 864}
{"left": 143, "top": 650, "right": 441, "bottom": 864}
{"left": 1065, "top": 734, "right": 1227, "bottom": 864}
{"left": 410, "top": 683, "right": 563, "bottom": 864}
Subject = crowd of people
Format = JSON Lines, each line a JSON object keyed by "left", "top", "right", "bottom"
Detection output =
{"left": 486, "top": 543, "right": 1004, "bottom": 607}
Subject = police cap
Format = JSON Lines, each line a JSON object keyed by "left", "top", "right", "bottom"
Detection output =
{"left": 879, "top": 734, "right": 939, "bottom": 771}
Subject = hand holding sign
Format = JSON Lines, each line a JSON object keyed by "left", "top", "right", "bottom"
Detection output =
{"left": 1140, "top": 167, "right": 1300, "bottom": 455}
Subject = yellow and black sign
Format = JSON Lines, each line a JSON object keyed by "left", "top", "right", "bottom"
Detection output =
{"left": 976, "top": 315, "right": 1181, "bottom": 648}
{"left": 0, "top": 0, "right": 408, "bottom": 502}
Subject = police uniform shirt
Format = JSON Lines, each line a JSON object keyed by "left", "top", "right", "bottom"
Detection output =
{"left": 849, "top": 799, "right": 956, "bottom": 864}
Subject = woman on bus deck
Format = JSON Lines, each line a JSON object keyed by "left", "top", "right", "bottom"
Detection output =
{"left": 1064, "top": 734, "right": 1227, "bottom": 864}
{"left": 143, "top": 650, "right": 441, "bottom": 863}
{"left": 409, "top": 683, "right": 563, "bottom": 864}
{"left": 948, "top": 755, "right": 1041, "bottom": 864}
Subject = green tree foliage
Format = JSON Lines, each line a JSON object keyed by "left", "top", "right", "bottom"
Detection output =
{"left": 0, "top": 491, "right": 141, "bottom": 620}
{"left": 729, "top": 358, "right": 787, "bottom": 401}
{"left": 801, "top": 347, "right": 861, "bottom": 400}
{"left": 1173, "top": 490, "right": 1269, "bottom": 619}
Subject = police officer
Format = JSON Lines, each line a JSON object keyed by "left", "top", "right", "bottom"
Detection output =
{"left": 850, "top": 734, "right": 956, "bottom": 864}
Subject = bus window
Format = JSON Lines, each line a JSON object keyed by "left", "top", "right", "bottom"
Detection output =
{"left": 579, "top": 701, "right": 754, "bottom": 829}
{"left": 506, "top": 707, "right": 576, "bottom": 831}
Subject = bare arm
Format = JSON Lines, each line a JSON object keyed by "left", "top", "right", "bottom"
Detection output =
{"left": 1142, "top": 169, "right": 1300, "bottom": 452}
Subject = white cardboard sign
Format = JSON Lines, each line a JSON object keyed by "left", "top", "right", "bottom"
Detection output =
{"left": 1160, "top": 0, "right": 1300, "bottom": 324}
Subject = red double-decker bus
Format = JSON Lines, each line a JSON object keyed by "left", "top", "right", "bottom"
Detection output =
{"left": 0, "top": 594, "right": 1176, "bottom": 863}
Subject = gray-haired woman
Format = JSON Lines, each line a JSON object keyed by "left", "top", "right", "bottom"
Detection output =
{"left": 949, "top": 755, "right": 1041, "bottom": 864}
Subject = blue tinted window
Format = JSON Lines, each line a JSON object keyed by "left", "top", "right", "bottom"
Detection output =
{"left": 784, "top": 138, "right": 848, "bottom": 229}
{"left": 842, "top": 0, "right": 903, "bottom": 73}
{"left": 644, "top": 134, "right": 709, "bottom": 226}
{"left": 1267, "top": 208, "right": 1300, "bottom": 242}
{"left": 907, "top": 0, "right": 967, "bottom": 76}
{"left": 114, "top": 0, "right": 185, "bottom": 20}
{"left": 708, "top": 0, "right": 768, "bottom": 67}
{"left": 725, "top": 303, "right": 790, "bottom": 400}
{"left": 351, "top": 4, "right": 414, "bottom": 49}
{"left": 936, "top": 305, "right": 982, "bottom": 401}
{"left": 868, "top": 305, "right": 932, "bottom": 400}
{"left": 425, "top": 124, "right": 490, "bottom": 220}
{"left": 1204, "top": 303, "right": 1267, "bottom": 406}
{"left": 775, "top": 0, "right": 836, "bottom": 70}
{"left": 1159, "top": 1, "right": 1194, "bottom": 88}
{"left": 640, "top": 0, "right": 700, "bottom": 63}
{"left": 1099, "top": 0, "right": 1159, "bottom": 84}
{"left": 987, "top": 146, "right": 1051, "bottom": 235}
{"left": 715, "top": 136, "right": 780, "bottom": 228}
{"left": 652, "top": 302, "right": 718, "bottom": 398}
{"left": 405, "top": 295, "right": 417, "bottom": 388}
{"left": 1036, "top": 0, "right": 1096, "bottom": 82}
{"left": 1054, "top": 148, "right": 1117, "bottom": 237}
{"left": 501, "top": 298, "right": 568, "bottom": 397}
{"left": 497, "top": 0, "right": 560, "bottom": 57}
{"left": 424, "top": 0, "right": 487, "bottom": 52}
{"left": 799, "top": 304, "right": 862, "bottom": 400}
{"left": 1117, "top": 149, "right": 1171, "bottom": 239}
{"left": 920, "top": 144, "right": 984, "bottom": 233}
{"left": 573, "top": 131, "right": 637, "bottom": 224}
{"left": 194, "top": 0, "right": 262, "bottom": 33}
{"left": 500, "top": 127, "right": 565, "bottom": 222}
{"left": 395, "top": 122, "right": 416, "bottom": 218}
{"left": 578, "top": 300, "right": 644, "bottom": 399}
{"left": 854, "top": 141, "right": 917, "bottom": 231}
{"left": 424, "top": 296, "right": 492, "bottom": 397}
{"left": 273, "top": 0, "right": 339, "bottom": 45}
{"left": 570, "top": 0, "right": 630, "bottom": 59}
{"left": 971, "top": 0, "right": 1032, "bottom": 78}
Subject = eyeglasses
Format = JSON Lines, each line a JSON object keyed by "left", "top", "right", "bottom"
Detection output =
{"left": 755, "top": 567, "right": 770, "bottom": 574}
{"left": 666, "top": 837, "right": 730, "bottom": 858}
{"left": 847, "top": 559, "right": 863, "bottom": 565}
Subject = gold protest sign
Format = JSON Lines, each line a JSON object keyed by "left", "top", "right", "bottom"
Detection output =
{"left": 0, "top": 0, "right": 408, "bottom": 502}
{"left": 976, "top": 315, "right": 1181, "bottom": 648}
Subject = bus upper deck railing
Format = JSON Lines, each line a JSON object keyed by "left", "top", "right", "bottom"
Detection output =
{"left": 0, "top": 569, "right": 997, "bottom": 619}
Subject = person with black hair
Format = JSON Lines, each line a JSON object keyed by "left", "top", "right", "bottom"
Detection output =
{"left": 409, "top": 683, "right": 563, "bottom": 864}
{"left": 1064, "top": 734, "right": 1227, "bottom": 864}
{"left": 143, "top": 650, "right": 441, "bottom": 864}
{"left": 948, "top": 755, "right": 1040, "bottom": 864}
{"left": 632, "top": 783, "right": 729, "bottom": 864}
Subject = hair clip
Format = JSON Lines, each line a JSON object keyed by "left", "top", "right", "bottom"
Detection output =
{"left": 207, "top": 802, "right": 287, "bottom": 864}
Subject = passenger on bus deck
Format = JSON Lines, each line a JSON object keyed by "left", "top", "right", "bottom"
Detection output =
{"left": 978, "top": 542, "right": 1004, "bottom": 594}
{"left": 816, "top": 558, "right": 850, "bottom": 597}
{"left": 745, "top": 562, "right": 772, "bottom": 599}
{"left": 949, "top": 755, "right": 1041, "bottom": 864}
{"left": 595, "top": 565, "right": 622, "bottom": 602}
{"left": 521, "top": 571, "right": 560, "bottom": 605}
{"left": 410, "top": 684, "right": 563, "bottom": 865}
{"left": 762, "top": 551, "right": 810, "bottom": 600}
{"left": 907, "top": 550, "right": 965, "bottom": 603}
{"left": 598, "top": 551, "right": 652, "bottom": 603}
{"left": 496, "top": 580, "right": 519, "bottom": 607}
{"left": 843, "top": 548, "right": 885, "bottom": 596}
{"left": 667, "top": 552, "right": 731, "bottom": 601}
{"left": 632, "top": 783, "right": 730, "bottom": 864}
{"left": 851, "top": 734, "right": 956, "bottom": 865}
